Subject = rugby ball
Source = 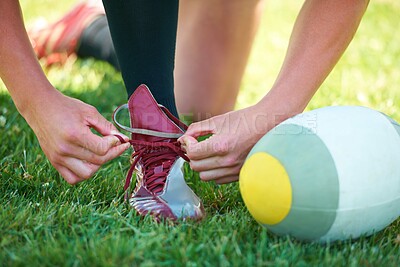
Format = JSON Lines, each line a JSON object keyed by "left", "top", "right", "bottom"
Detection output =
{"left": 239, "top": 106, "right": 400, "bottom": 242}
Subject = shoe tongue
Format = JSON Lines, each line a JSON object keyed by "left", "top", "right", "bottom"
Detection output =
{"left": 128, "top": 84, "right": 184, "bottom": 142}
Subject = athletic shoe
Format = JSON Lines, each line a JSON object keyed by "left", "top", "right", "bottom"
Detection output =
{"left": 28, "top": 1, "right": 105, "bottom": 66}
{"left": 113, "top": 84, "right": 205, "bottom": 221}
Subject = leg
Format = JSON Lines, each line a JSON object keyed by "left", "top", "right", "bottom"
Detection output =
{"left": 77, "top": 15, "right": 120, "bottom": 70}
{"left": 103, "top": 0, "right": 205, "bottom": 221}
{"left": 28, "top": 1, "right": 105, "bottom": 66}
{"left": 175, "top": 0, "right": 264, "bottom": 121}
{"left": 102, "top": 0, "right": 179, "bottom": 117}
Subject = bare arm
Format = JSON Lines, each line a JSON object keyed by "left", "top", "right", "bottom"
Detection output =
{"left": 0, "top": 0, "right": 53, "bottom": 114}
{"left": 258, "top": 0, "right": 369, "bottom": 123}
{"left": 0, "top": 1, "right": 129, "bottom": 184}
{"left": 181, "top": 0, "right": 369, "bottom": 184}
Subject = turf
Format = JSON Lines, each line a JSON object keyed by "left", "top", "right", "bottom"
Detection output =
{"left": 1, "top": 0, "right": 399, "bottom": 266}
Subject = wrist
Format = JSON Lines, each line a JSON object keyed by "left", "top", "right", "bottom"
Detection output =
{"left": 252, "top": 87, "right": 306, "bottom": 133}
{"left": 13, "top": 81, "right": 59, "bottom": 119}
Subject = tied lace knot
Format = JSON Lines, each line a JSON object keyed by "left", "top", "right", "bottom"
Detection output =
{"left": 114, "top": 136, "right": 189, "bottom": 198}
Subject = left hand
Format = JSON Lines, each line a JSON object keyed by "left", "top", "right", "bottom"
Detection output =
{"left": 179, "top": 105, "right": 271, "bottom": 184}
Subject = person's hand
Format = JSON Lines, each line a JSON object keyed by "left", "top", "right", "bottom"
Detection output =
{"left": 179, "top": 105, "right": 271, "bottom": 184}
{"left": 23, "top": 89, "right": 130, "bottom": 184}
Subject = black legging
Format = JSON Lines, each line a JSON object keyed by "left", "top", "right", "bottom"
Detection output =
{"left": 100, "top": 0, "right": 179, "bottom": 117}
{"left": 77, "top": 16, "right": 120, "bottom": 71}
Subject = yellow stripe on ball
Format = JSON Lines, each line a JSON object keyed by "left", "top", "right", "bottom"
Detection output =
{"left": 240, "top": 152, "right": 292, "bottom": 225}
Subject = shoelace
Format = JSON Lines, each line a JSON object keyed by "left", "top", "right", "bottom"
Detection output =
{"left": 115, "top": 136, "right": 189, "bottom": 198}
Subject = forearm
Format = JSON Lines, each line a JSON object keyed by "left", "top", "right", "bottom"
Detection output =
{"left": 0, "top": 1, "right": 55, "bottom": 116}
{"left": 182, "top": 0, "right": 369, "bottom": 183}
{"left": 258, "top": 0, "right": 368, "bottom": 124}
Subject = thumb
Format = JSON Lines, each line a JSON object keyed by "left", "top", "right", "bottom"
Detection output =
{"left": 178, "top": 135, "right": 198, "bottom": 152}
{"left": 86, "top": 109, "right": 129, "bottom": 142}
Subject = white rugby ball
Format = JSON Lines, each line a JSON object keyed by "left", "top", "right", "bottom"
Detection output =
{"left": 240, "top": 106, "right": 400, "bottom": 242}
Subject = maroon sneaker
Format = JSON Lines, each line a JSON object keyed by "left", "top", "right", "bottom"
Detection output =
{"left": 28, "top": 2, "right": 105, "bottom": 66}
{"left": 113, "top": 84, "right": 205, "bottom": 221}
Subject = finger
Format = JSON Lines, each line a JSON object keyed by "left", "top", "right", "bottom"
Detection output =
{"left": 99, "top": 142, "right": 131, "bottom": 162}
{"left": 179, "top": 135, "right": 198, "bottom": 152}
{"left": 55, "top": 164, "right": 83, "bottom": 185}
{"left": 214, "top": 176, "right": 239, "bottom": 184}
{"left": 183, "top": 119, "right": 215, "bottom": 138}
{"left": 63, "top": 157, "right": 100, "bottom": 181}
{"left": 198, "top": 165, "right": 242, "bottom": 181}
{"left": 185, "top": 135, "right": 230, "bottom": 160}
{"left": 81, "top": 106, "right": 130, "bottom": 143}
{"left": 79, "top": 134, "right": 124, "bottom": 156}
{"left": 112, "top": 131, "right": 130, "bottom": 143}
{"left": 85, "top": 108, "right": 119, "bottom": 136}
{"left": 190, "top": 157, "right": 224, "bottom": 172}
{"left": 84, "top": 108, "right": 130, "bottom": 142}
{"left": 66, "top": 142, "right": 130, "bottom": 165}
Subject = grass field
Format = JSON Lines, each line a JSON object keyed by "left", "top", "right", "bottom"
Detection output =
{"left": 1, "top": 0, "right": 400, "bottom": 266}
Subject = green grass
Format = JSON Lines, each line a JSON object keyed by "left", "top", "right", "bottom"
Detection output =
{"left": 1, "top": 0, "right": 400, "bottom": 266}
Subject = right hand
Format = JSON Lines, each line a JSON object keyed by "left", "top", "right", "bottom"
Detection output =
{"left": 23, "top": 89, "right": 130, "bottom": 184}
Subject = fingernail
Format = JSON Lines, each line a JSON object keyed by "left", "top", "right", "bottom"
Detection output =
{"left": 122, "top": 143, "right": 130, "bottom": 149}
{"left": 178, "top": 137, "right": 183, "bottom": 144}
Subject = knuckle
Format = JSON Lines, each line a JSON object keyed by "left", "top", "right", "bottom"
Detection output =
{"left": 188, "top": 122, "right": 200, "bottom": 131}
{"left": 223, "top": 156, "right": 237, "bottom": 167}
{"left": 53, "top": 156, "right": 64, "bottom": 166}
{"left": 199, "top": 172, "right": 209, "bottom": 181}
{"left": 105, "top": 121, "right": 116, "bottom": 131}
{"left": 97, "top": 146, "right": 108, "bottom": 156}
{"left": 215, "top": 157, "right": 225, "bottom": 168}
{"left": 56, "top": 144, "right": 70, "bottom": 156}
{"left": 214, "top": 142, "right": 229, "bottom": 155}
{"left": 83, "top": 106, "right": 100, "bottom": 122}
{"left": 86, "top": 105, "right": 99, "bottom": 115}
{"left": 89, "top": 154, "right": 104, "bottom": 165}
{"left": 86, "top": 164, "right": 99, "bottom": 179}
{"left": 63, "top": 129, "right": 79, "bottom": 142}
